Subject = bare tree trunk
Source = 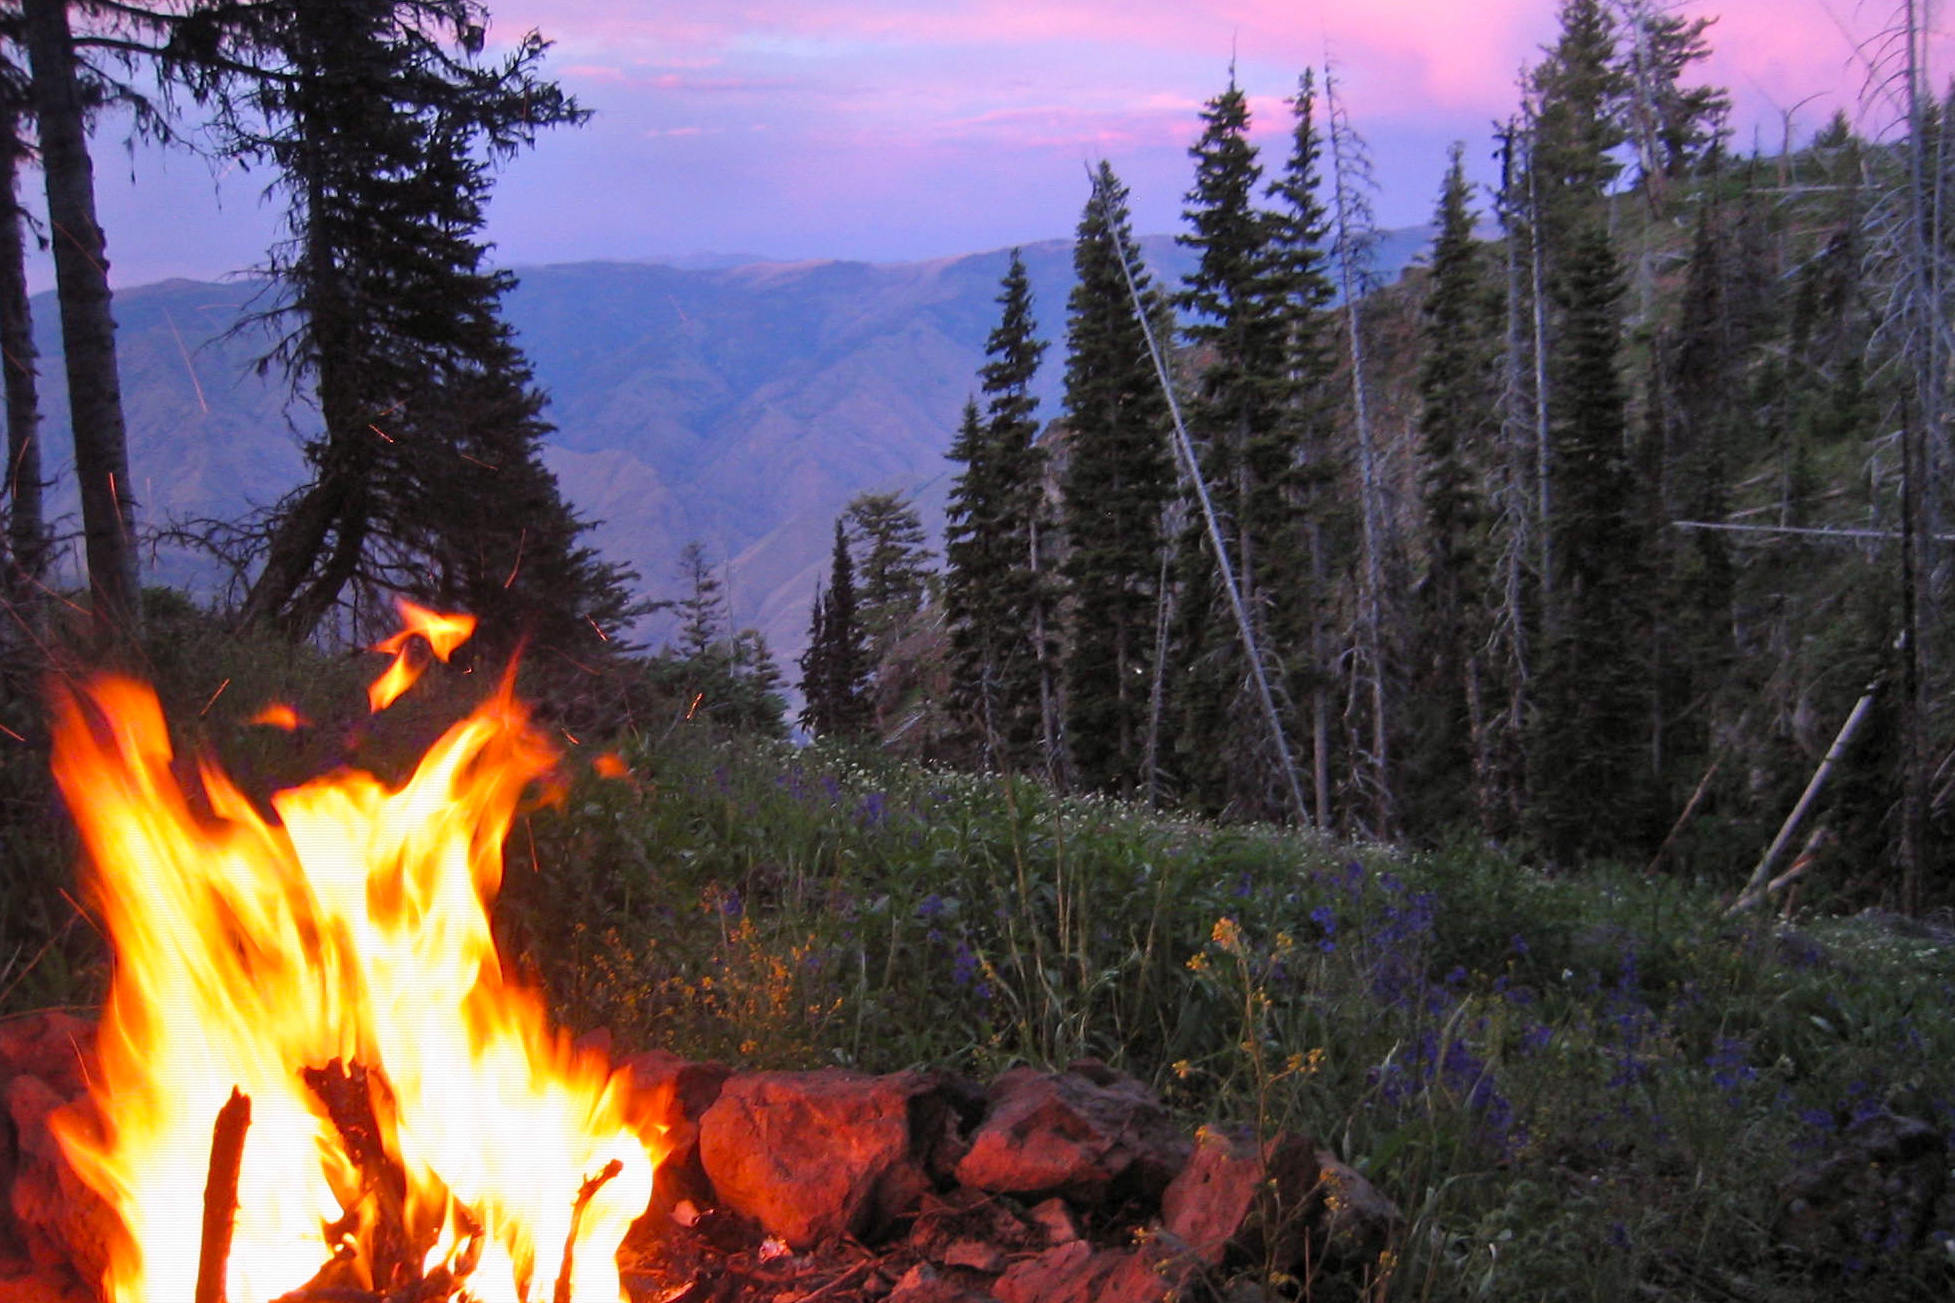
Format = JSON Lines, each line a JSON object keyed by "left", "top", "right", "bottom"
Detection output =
{"left": 24, "top": 0, "right": 140, "bottom": 643}
{"left": 1327, "top": 95, "right": 1391, "bottom": 835}
{"left": 0, "top": 105, "right": 45, "bottom": 614}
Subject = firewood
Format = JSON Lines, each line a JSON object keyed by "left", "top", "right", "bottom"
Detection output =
{"left": 303, "top": 1059, "right": 423, "bottom": 1291}
{"left": 195, "top": 1087, "right": 252, "bottom": 1303}
{"left": 554, "top": 1159, "right": 623, "bottom": 1303}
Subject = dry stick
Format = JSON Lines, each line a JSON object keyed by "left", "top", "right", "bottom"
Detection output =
{"left": 196, "top": 1087, "right": 253, "bottom": 1303}
{"left": 553, "top": 1159, "right": 624, "bottom": 1303}
{"left": 1645, "top": 751, "right": 1724, "bottom": 875}
{"left": 1727, "top": 674, "right": 1883, "bottom": 916}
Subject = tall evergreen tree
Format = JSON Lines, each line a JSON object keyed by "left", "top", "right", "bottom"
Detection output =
{"left": 1528, "top": 224, "right": 1653, "bottom": 860}
{"left": 1264, "top": 68, "right": 1344, "bottom": 826}
{"left": 1168, "top": 74, "right": 1298, "bottom": 817}
{"left": 1407, "top": 145, "right": 1499, "bottom": 837}
{"left": 798, "top": 518, "right": 872, "bottom": 740}
{"left": 943, "top": 252, "right": 1051, "bottom": 773}
{"left": 215, "top": 1, "right": 600, "bottom": 651}
{"left": 673, "top": 541, "right": 726, "bottom": 662}
{"left": 1060, "top": 163, "right": 1174, "bottom": 796}
{"left": 845, "top": 490, "right": 932, "bottom": 643}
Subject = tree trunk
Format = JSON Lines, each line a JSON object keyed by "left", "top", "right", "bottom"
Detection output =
{"left": 24, "top": 0, "right": 140, "bottom": 643}
{"left": 0, "top": 105, "right": 45, "bottom": 613}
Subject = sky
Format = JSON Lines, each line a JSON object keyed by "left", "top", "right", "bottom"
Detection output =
{"left": 34, "top": 0, "right": 1951, "bottom": 292}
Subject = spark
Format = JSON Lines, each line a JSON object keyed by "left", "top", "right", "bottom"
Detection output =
{"left": 199, "top": 678, "right": 232, "bottom": 717}
{"left": 163, "top": 308, "right": 209, "bottom": 415}
{"left": 368, "top": 424, "right": 397, "bottom": 443}
{"left": 561, "top": 728, "right": 581, "bottom": 746}
{"left": 504, "top": 529, "right": 527, "bottom": 588}
{"left": 685, "top": 693, "right": 704, "bottom": 720}
{"left": 585, "top": 616, "right": 610, "bottom": 642}
{"left": 0, "top": 721, "right": 23, "bottom": 742}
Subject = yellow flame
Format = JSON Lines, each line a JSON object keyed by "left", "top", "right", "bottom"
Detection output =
{"left": 369, "top": 601, "right": 480, "bottom": 712}
{"left": 48, "top": 674, "right": 663, "bottom": 1303}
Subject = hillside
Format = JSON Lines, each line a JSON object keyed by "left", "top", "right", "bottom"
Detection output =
{"left": 31, "top": 228, "right": 1431, "bottom": 662}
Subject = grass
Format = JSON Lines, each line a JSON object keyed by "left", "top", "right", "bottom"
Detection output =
{"left": 3, "top": 622, "right": 1951, "bottom": 1300}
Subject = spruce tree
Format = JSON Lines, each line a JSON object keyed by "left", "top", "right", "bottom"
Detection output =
{"left": 1528, "top": 224, "right": 1653, "bottom": 861}
{"left": 1264, "top": 68, "right": 1344, "bottom": 826}
{"left": 1059, "top": 163, "right": 1174, "bottom": 796}
{"left": 943, "top": 253, "right": 1051, "bottom": 772}
{"left": 217, "top": 1, "right": 599, "bottom": 651}
{"left": 1407, "top": 145, "right": 1498, "bottom": 837}
{"left": 799, "top": 518, "right": 871, "bottom": 740}
{"left": 1168, "top": 74, "right": 1296, "bottom": 816}
{"left": 845, "top": 490, "right": 932, "bottom": 642}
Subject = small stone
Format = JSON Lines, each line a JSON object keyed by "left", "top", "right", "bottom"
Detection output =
{"left": 953, "top": 1063, "right": 1189, "bottom": 1203}
{"left": 1026, "top": 1198, "right": 1081, "bottom": 1246}
{"left": 697, "top": 1068, "right": 951, "bottom": 1249}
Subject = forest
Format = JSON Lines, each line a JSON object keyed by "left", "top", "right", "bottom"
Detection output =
{"left": 797, "top": 0, "right": 1955, "bottom": 920}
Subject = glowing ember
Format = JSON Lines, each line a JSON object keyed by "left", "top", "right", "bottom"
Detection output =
{"left": 369, "top": 601, "right": 479, "bottom": 711}
{"left": 247, "top": 703, "right": 307, "bottom": 731}
{"left": 47, "top": 608, "right": 663, "bottom": 1303}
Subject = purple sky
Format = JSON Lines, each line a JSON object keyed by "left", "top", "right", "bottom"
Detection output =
{"left": 31, "top": 0, "right": 1941, "bottom": 292}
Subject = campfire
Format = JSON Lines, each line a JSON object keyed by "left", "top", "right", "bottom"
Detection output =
{"left": 43, "top": 603, "right": 666, "bottom": 1303}
{"left": 2, "top": 602, "right": 1406, "bottom": 1303}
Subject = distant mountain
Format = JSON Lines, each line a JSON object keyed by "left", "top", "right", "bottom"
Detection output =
{"left": 34, "top": 227, "right": 1433, "bottom": 667}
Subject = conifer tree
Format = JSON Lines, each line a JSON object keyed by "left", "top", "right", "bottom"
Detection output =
{"left": 1264, "top": 68, "right": 1343, "bottom": 826}
{"left": 216, "top": 1, "right": 598, "bottom": 651}
{"left": 1168, "top": 74, "right": 1297, "bottom": 816}
{"left": 1060, "top": 163, "right": 1174, "bottom": 796}
{"left": 674, "top": 541, "right": 726, "bottom": 662}
{"left": 1528, "top": 224, "right": 1653, "bottom": 860}
{"left": 943, "top": 253, "right": 1051, "bottom": 772}
{"left": 1407, "top": 145, "right": 1498, "bottom": 836}
{"left": 798, "top": 518, "right": 871, "bottom": 740}
{"left": 845, "top": 490, "right": 932, "bottom": 643}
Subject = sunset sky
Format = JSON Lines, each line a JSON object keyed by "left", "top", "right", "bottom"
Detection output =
{"left": 48, "top": 0, "right": 1944, "bottom": 291}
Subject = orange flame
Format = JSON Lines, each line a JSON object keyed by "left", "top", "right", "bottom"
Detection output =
{"left": 247, "top": 703, "right": 307, "bottom": 731}
{"left": 369, "top": 601, "right": 479, "bottom": 712}
{"left": 48, "top": 673, "right": 664, "bottom": 1303}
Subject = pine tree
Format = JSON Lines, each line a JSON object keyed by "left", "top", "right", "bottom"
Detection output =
{"left": 798, "top": 518, "right": 871, "bottom": 740}
{"left": 1407, "top": 144, "right": 1498, "bottom": 837}
{"left": 1059, "top": 163, "right": 1174, "bottom": 796}
{"left": 943, "top": 252, "right": 1051, "bottom": 772}
{"left": 1528, "top": 224, "right": 1653, "bottom": 861}
{"left": 1265, "top": 68, "right": 1344, "bottom": 826}
{"left": 674, "top": 542, "right": 726, "bottom": 662}
{"left": 1168, "top": 74, "right": 1297, "bottom": 817}
{"left": 217, "top": 1, "right": 594, "bottom": 647}
{"left": 845, "top": 491, "right": 932, "bottom": 643}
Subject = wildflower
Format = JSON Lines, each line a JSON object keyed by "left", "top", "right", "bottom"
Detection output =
{"left": 1173, "top": 1059, "right": 1194, "bottom": 1080}
{"left": 1187, "top": 952, "right": 1210, "bottom": 973}
{"left": 1211, "top": 917, "right": 1243, "bottom": 953}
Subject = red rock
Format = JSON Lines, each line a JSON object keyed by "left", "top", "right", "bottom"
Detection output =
{"left": 623, "top": 1050, "right": 734, "bottom": 1228}
{"left": 992, "top": 1240, "right": 1191, "bottom": 1303}
{"left": 696, "top": 1068, "right": 952, "bottom": 1250}
{"left": 952, "top": 1062, "right": 1189, "bottom": 1203}
{"left": 1024, "top": 1198, "right": 1081, "bottom": 1246}
{"left": 0, "top": 1260, "right": 93, "bottom": 1303}
{"left": 1160, "top": 1128, "right": 1398, "bottom": 1273}
{"left": 0, "top": 1016, "right": 94, "bottom": 1101}
{"left": 5, "top": 1079, "right": 118, "bottom": 1289}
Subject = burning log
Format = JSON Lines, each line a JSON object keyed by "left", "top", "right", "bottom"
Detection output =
{"left": 555, "top": 1161, "right": 623, "bottom": 1303}
{"left": 301, "top": 1060, "right": 422, "bottom": 1292}
{"left": 194, "top": 1088, "right": 251, "bottom": 1303}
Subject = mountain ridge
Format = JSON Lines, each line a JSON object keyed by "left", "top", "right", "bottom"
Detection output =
{"left": 28, "top": 227, "right": 1432, "bottom": 666}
